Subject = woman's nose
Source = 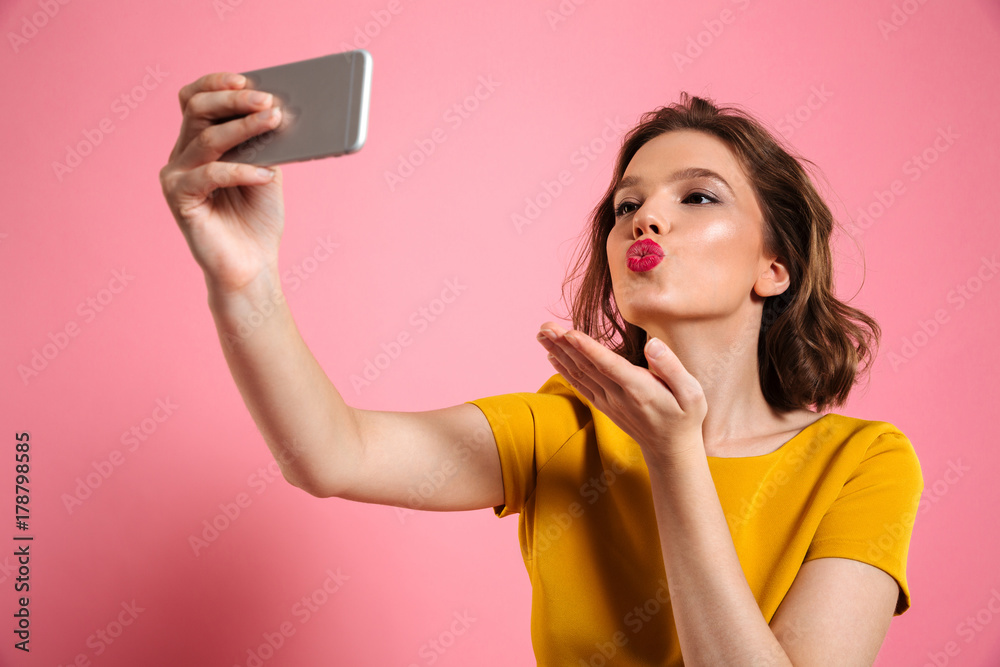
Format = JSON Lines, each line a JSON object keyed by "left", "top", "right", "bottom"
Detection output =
{"left": 633, "top": 204, "right": 663, "bottom": 237}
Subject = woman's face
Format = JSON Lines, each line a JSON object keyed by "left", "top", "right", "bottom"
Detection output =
{"left": 606, "top": 129, "right": 779, "bottom": 331}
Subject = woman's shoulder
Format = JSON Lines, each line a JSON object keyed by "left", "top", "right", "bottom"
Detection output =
{"left": 810, "top": 412, "right": 921, "bottom": 478}
{"left": 815, "top": 411, "right": 913, "bottom": 443}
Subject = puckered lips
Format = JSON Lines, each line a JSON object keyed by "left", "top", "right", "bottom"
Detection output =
{"left": 626, "top": 239, "right": 664, "bottom": 272}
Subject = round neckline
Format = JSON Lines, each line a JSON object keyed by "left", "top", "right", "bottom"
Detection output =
{"left": 705, "top": 413, "right": 835, "bottom": 460}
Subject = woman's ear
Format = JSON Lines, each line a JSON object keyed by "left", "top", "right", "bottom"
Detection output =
{"left": 754, "top": 254, "right": 792, "bottom": 298}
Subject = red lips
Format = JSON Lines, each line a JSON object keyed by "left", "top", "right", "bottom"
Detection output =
{"left": 627, "top": 239, "right": 664, "bottom": 259}
{"left": 626, "top": 239, "right": 664, "bottom": 272}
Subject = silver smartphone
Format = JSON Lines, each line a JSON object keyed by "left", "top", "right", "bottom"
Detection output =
{"left": 219, "top": 49, "right": 372, "bottom": 166}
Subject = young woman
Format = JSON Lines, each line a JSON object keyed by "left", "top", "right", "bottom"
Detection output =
{"left": 160, "top": 74, "right": 923, "bottom": 666}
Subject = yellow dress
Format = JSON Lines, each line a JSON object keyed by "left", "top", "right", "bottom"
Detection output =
{"left": 465, "top": 373, "right": 924, "bottom": 666}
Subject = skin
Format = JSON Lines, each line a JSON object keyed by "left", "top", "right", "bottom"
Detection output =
{"left": 533, "top": 129, "right": 899, "bottom": 665}
{"left": 160, "top": 72, "right": 286, "bottom": 297}
{"left": 161, "top": 76, "right": 899, "bottom": 663}
{"left": 604, "top": 128, "right": 818, "bottom": 456}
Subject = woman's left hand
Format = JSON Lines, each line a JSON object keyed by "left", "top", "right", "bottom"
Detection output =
{"left": 536, "top": 321, "right": 708, "bottom": 469}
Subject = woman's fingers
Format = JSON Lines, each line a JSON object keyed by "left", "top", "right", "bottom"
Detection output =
{"left": 176, "top": 88, "right": 278, "bottom": 156}
{"left": 159, "top": 71, "right": 289, "bottom": 295}
{"left": 175, "top": 104, "right": 283, "bottom": 170}
{"left": 177, "top": 72, "right": 245, "bottom": 112}
{"left": 168, "top": 72, "right": 246, "bottom": 162}
{"left": 170, "top": 71, "right": 284, "bottom": 168}
{"left": 187, "top": 87, "right": 275, "bottom": 123}
{"left": 538, "top": 322, "right": 622, "bottom": 403}
{"left": 166, "top": 160, "right": 278, "bottom": 215}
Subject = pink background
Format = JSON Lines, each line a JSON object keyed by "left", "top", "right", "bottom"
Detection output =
{"left": 3, "top": 0, "right": 999, "bottom": 665}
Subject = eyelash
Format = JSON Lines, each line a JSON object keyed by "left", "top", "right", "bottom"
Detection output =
{"left": 613, "top": 192, "right": 719, "bottom": 218}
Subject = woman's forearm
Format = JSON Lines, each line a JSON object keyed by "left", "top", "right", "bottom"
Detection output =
{"left": 646, "top": 446, "right": 793, "bottom": 666}
{"left": 206, "top": 267, "right": 360, "bottom": 496}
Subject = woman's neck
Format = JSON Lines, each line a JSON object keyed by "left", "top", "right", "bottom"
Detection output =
{"left": 645, "top": 311, "right": 812, "bottom": 453}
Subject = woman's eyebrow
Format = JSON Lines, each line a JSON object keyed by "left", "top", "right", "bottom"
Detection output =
{"left": 614, "top": 167, "right": 735, "bottom": 199}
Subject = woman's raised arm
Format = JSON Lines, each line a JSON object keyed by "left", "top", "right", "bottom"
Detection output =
{"left": 159, "top": 72, "right": 503, "bottom": 511}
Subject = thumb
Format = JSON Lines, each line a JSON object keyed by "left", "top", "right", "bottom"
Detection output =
{"left": 644, "top": 337, "right": 705, "bottom": 412}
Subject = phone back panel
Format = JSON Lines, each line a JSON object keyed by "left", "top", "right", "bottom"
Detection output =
{"left": 220, "top": 49, "right": 371, "bottom": 166}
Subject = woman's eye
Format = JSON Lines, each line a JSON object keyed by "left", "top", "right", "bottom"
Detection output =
{"left": 684, "top": 192, "right": 717, "bottom": 205}
{"left": 614, "top": 201, "right": 638, "bottom": 217}
{"left": 615, "top": 193, "right": 718, "bottom": 217}
{"left": 614, "top": 192, "right": 718, "bottom": 217}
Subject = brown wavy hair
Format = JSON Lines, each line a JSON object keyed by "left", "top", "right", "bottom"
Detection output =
{"left": 556, "top": 92, "right": 880, "bottom": 413}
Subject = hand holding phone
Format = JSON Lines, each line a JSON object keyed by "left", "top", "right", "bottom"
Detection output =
{"left": 160, "top": 51, "right": 372, "bottom": 297}
{"left": 219, "top": 49, "right": 373, "bottom": 166}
